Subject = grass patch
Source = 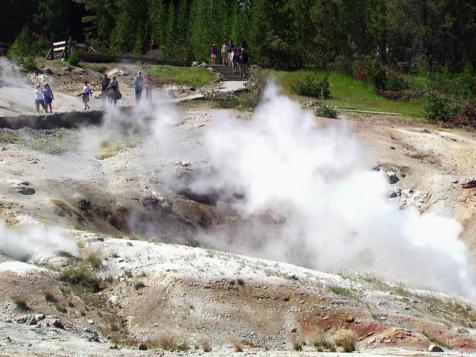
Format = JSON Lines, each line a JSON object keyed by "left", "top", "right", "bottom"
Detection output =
{"left": 0, "top": 132, "right": 19, "bottom": 144}
{"left": 333, "top": 329, "right": 357, "bottom": 352}
{"left": 226, "top": 336, "right": 244, "bottom": 352}
{"left": 81, "top": 62, "right": 107, "bottom": 73}
{"left": 60, "top": 262, "right": 103, "bottom": 293}
{"left": 44, "top": 291, "right": 57, "bottom": 303}
{"left": 85, "top": 250, "right": 103, "bottom": 270}
{"left": 149, "top": 65, "right": 214, "bottom": 88}
{"left": 25, "top": 131, "right": 71, "bottom": 154}
{"left": 306, "top": 329, "right": 336, "bottom": 352}
{"left": 329, "top": 286, "right": 353, "bottom": 297}
{"left": 270, "top": 70, "right": 424, "bottom": 118}
{"left": 422, "top": 330, "right": 450, "bottom": 349}
{"left": 134, "top": 281, "right": 146, "bottom": 290}
{"left": 197, "top": 335, "right": 212, "bottom": 352}
{"left": 12, "top": 296, "right": 29, "bottom": 311}
{"left": 149, "top": 330, "right": 189, "bottom": 351}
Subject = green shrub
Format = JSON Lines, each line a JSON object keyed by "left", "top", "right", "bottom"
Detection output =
{"left": 423, "top": 92, "right": 459, "bottom": 122}
{"left": 44, "top": 291, "right": 57, "bottom": 303}
{"left": 21, "top": 56, "right": 37, "bottom": 72}
{"left": 203, "top": 90, "right": 240, "bottom": 108}
{"left": 12, "top": 297, "right": 29, "bottom": 311}
{"left": 385, "top": 72, "right": 408, "bottom": 91}
{"left": 7, "top": 27, "right": 31, "bottom": 61}
{"left": 291, "top": 73, "right": 330, "bottom": 99}
{"left": 67, "top": 51, "right": 80, "bottom": 67}
{"left": 243, "top": 65, "right": 268, "bottom": 107}
{"left": 303, "top": 100, "right": 337, "bottom": 118}
{"left": 85, "top": 250, "right": 103, "bottom": 270}
{"left": 60, "top": 263, "right": 103, "bottom": 292}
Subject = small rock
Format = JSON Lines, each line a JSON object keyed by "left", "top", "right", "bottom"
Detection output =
{"left": 15, "top": 315, "right": 29, "bottom": 324}
{"left": 87, "top": 319, "right": 95, "bottom": 325}
{"left": 345, "top": 316, "right": 355, "bottom": 323}
{"left": 4, "top": 318, "right": 12, "bottom": 323}
{"left": 26, "top": 316, "right": 37, "bottom": 326}
{"left": 52, "top": 319, "right": 64, "bottom": 329}
{"left": 138, "top": 343, "right": 148, "bottom": 350}
{"left": 290, "top": 327, "right": 297, "bottom": 333}
{"left": 428, "top": 344, "right": 444, "bottom": 352}
{"left": 35, "top": 314, "right": 45, "bottom": 321}
{"left": 15, "top": 184, "right": 35, "bottom": 195}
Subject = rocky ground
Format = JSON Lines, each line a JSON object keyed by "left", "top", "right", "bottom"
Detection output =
{"left": 0, "top": 63, "right": 475, "bottom": 355}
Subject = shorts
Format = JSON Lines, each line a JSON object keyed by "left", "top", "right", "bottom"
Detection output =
{"left": 211, "top": 54, "right": 217, "bottom": 59}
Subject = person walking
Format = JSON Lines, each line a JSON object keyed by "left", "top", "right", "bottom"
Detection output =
{"left": 133, "top": 71, "right": 144, "bottom": 103}
{"left": 101, "top": 74, "right": 111, "bottom": 103}
{"left": 210, "top": 44, "right": 217, "bottom": 65}
{"left": 79, "top": 80, "right": 92, "bottom": 110}
{"left": 221, "top": 40, "right": 228, "bottom": 66}
{"left": 43, "top": 83, "right": 54, "bottom": 113}
{"left": 227, "top": 40, "right": 235, "bottom": 67}
{"left": 144, "top": 73, "right": 154, "bottom": 102}
{"left": 34, "top": 84, "right": 46, "bottom": 113}
{"left": 232, "top": 47, "right": 239, "bottom": 74}
{"left": 109, "top": 76, "right": 120, "bottom": 105}
{"left": 238, "top": 48, "right": 248, "bottom": 78}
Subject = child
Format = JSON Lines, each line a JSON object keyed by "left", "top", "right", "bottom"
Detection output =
{"left": 34, "top": 84, "right": 46, "bottom": 113}
{"left": 43, "top": 83, "right": 54, "bottom": 113}
{"left": 210, "top": 44, "right": 217, "bottom": 65}
{"left": 79, "top": 80, "right": 92, "bottom": 110}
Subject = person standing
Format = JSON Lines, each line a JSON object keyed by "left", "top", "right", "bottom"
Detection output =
{"left": 101, "top": 74, "right": 111, "bottom": 103}
{"left": 109, "top": 76, "right": 120, "bottom": 105}
{"left": 221, "top": 40, "right": 228, "bottom": 65}
{"left": 79, "top": 80, "right": 92, "bottom": 110}
{"left": 34, "top": 84, "right": 46, "bottom": 113}
{"left": 43, "top": 83, "right": 54, "bottom": 113}
{"left": 133, "top": 71, "right": 144, "bottom": 103}
{"left": 210, "top": 44, "right": 217, "bottom": 65}
{"left": 144, "top": 73, "right": 154, "bottom": 102}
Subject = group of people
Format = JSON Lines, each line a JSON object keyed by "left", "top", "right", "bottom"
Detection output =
{"left": 100, "top": 74, "right": 121, "bottom": 105}
{"left": 211, "top": 39, "right": 249, "bottom": 78}
{"left": 34, "top": 83, "right": 54, "bottom": 113}
{"left": 132, "top": 71, "right": 155, "bottom": 103}
{"left": 34, "top": 70, "right": 157, "bottom": 113}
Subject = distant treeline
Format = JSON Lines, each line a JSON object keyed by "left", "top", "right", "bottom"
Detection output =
{"left": 2, "top": 0, "right": 476, "bottom": 71}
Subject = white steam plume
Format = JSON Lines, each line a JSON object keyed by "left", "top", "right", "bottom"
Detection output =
{"left": 192, "top": 84, "right": 476, "bottom": 297}
{"left": 0, "top": 219, "right": 81, "bottom": 262}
